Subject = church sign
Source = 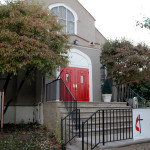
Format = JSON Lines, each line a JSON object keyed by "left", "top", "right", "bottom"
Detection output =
{"left": 133, "top": 109, "right": 150, "bottom": 140}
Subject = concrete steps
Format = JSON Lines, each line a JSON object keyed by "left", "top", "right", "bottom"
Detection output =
{"left": 64, "top": 102, "right": 132, "bottom": 150}
{"left": 68, "top": 131, "right": 133, "bottom": 150}
{"left": 67, "top": 138, "right": 150, "bottom": 150}
{"left": 69, "top": 121, "right": 132, "bottom": 131}
{"left": 60, "top": 102, "right": 130, "bottom": 118}
{"left": 77, "top": 102, "right": 127, "bottom": 107}
{"left": 74, "top": 126, "right": 132, "bottom": 136}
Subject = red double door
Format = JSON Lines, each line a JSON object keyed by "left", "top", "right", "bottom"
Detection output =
{"left": 60, "top": 67, "right": 89, "bottom": 102}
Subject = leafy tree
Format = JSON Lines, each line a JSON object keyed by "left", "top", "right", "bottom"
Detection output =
{"left": 132, "top": 18, "right": 150, "bottom": 100}
{"left": 0, "top": 0, "right": 70, "bottom": 113}
{"left": 131, "top": 82, "right": 150, "bottom": 100}
{"left": 137, "top": 17, "right": 150, "bottom": 30}
{"left": 100, "top": 39, "right": 150, "bottom": 85}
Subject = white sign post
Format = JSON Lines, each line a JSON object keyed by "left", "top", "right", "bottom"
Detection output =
{"left": 133, "top": 109, "right": 150, "bottom": 140}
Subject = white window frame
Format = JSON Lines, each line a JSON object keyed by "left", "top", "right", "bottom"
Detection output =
{"left": 49, "top": 3, "right": 78, "bottom": 34}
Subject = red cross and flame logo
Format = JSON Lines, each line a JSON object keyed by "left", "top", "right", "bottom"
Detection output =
{"left": 135, "top": 114, "right": 143, "bottom": 134}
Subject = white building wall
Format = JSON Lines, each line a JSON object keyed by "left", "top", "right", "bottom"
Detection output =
{"left": 4, "top": 105, "right": 43, "bottom": 124}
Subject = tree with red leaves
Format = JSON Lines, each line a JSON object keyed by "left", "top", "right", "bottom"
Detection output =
{"left": 100, "top": 39, "right": 150, "bottom": 85}
{"left": 0, "top": 0, "right": 70, "bottom": 113}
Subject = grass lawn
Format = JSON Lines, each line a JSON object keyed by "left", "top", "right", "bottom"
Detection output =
{"left": 0, "top": 123, "right": 60, "bottom": 150}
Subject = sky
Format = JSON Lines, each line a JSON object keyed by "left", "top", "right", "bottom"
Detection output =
{"left": 78, "top": 0, "right": 150, "bottom": 46}
{"left": 0, "top": 0, "right": 150, "bottom": 45}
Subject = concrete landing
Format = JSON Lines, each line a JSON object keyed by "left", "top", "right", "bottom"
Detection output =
{"left": 98, "top": 138, "right": 150, "bottom": 150}
{"left": 67, "top": 138, "right": 150, "bottom": 150}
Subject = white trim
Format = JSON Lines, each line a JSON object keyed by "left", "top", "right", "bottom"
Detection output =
{"left": 48, "top": 3, "right": 78, "bottom": 34}
{"left": 56, "top": 49, "right": 93, "bottom": 102}
{"left": 70, "top": 49, "right": 93, "bottom": 102}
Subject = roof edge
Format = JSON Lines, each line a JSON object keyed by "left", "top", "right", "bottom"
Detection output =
{"left": 77, "top": 0, "right": 96, "bottom": 21}
{"left": 95, "top": 28, "right": 107, "bottom": 41}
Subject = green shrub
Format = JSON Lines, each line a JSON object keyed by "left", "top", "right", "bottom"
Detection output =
{"left": 102, "top": 79, "right": 112, "bottom": 94}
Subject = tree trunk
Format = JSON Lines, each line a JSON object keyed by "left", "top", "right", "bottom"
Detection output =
{"left": 4, "top": 67, "right": 35, "bottom": 114}
{"left": 3, "top": 73, "right": 13, "bottom": 93}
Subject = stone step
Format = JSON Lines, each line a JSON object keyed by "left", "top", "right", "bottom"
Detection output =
{"left": 73, "top": 132, "right": 133, "bottom": 150}
{"left": 66, "top": 144, "right": 81, "bottom": 150}
{"left": 67, "top": 120, "right": 132, "bottom": 129}
{"left": 61, "top": 110, "right": 132, "bottom": 121}
{"left": 58, "top": 101, "right": 127, "bottom": 107}
{"left": 62, "top": 129, "right": 132, "bottom": 149}
{"left": 64, "top": 115, "right": 132, "bottom": 122}
{"left": 59, "top": 106, "right": 130, "bottom": 109}
{"left": 62, "top": 110, "right": 132, "bottom": 117}
{"left": 60, "top": 101, "right": 133, "bottom": 150}
{"left": 81, "top": 116, "right": 132, "bottom": 122}
{"left": 73, "top": 126, "right": 132, "bottom": 135}
{"left": 60, "top": 101, "right": 132, "bottom": 150}
{"left": 77, "top": 102, "right": 127, "bottom": 107}
{"left": 59, "top": 107, "right": 131, "bottom": 114}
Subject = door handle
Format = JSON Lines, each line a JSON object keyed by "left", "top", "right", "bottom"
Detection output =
{"left": 73, "top": 84, "right": 77, "bottom": 90}
{"left": 76, "top": 84, "right": 77, "bottom": 91}
{"left": 73, "top": 84, "right": 75, "bottom": 89}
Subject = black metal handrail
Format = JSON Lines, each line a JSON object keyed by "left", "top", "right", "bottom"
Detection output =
{"left": 46, "top": 79, "right": 59, "bottom": 101}
{"left": 60, "top": 79, "right": 77, "bottom": 113}
{"left": 82, "top": 108, "right": 133, "bottom": 150}
{"left": 46, "top": 79, "right": 80, "bottom": 149}
{"left": 112, "top": 84, "right": 146, "bottom": 107}
{"left": 46, "top": 78, "right": 77, "bottom": 113}
{"left": 61, "top": 109, "right": 80, "bottom": 149}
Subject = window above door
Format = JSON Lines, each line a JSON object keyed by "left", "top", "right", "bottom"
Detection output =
{"left": 49, "top": 4, "right": 78, "bottom": 34}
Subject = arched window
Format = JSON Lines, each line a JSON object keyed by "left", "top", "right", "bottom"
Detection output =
{"left": 49, "top": 4, "right": 77, "bottom": 34}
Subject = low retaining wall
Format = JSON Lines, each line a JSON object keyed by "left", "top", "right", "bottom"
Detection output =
{"left": 43, "top": 101, "right": 67, "bottom": 131}
{"left": 4, "top": 105, "right": 43, "bottom": 124}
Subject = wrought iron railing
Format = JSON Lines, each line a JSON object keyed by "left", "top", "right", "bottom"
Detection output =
{"left": 46, "top": 78, "right": 77, "bottom": 113}
{"left": 112, "top": 84, "right": 146, "bottom": 107}
{"left": 82, "top": 108, "right": 132, "bottom": 150}
{"left": 61, "top": 109, "right": 80, "bottom": 150}
{"left": 46, "top": 79, "right": 59, "bottom": 101}
{"left": 46, "top": 79, "right": 80, "bottom": 149}
{"left": 60, "top": 79, "right": 77, "bottom": 113}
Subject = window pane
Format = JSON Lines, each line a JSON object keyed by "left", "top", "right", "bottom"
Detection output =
{"left": 81, "top": 75, "right": 84, "bottom": 83}
{"left": 67, "top": 10, "right": 74, "bottom": 21}
{"left": 66, "top": 74, "right": 69, "bottom": 82}
{"left": 51, "top": 7, "right": 58, "bottom": 15}
{"left": 60, "top": 19, "right": 66, "bottom": 33}
{"left": 51, "top": 6, "right": 75, "bottom": 34}
{"left": 59, "top": 6, "right": 66, "bottom": 19}
{"left": 67, "top": 21, "right": 74, "bottom": 34}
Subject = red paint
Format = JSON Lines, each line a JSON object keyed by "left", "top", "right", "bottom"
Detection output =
{"left": 135, "top": 115, "right": 140, "bottom": 132}
{"left": 60, "top": 67, "right": 89, "bottom": 101}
